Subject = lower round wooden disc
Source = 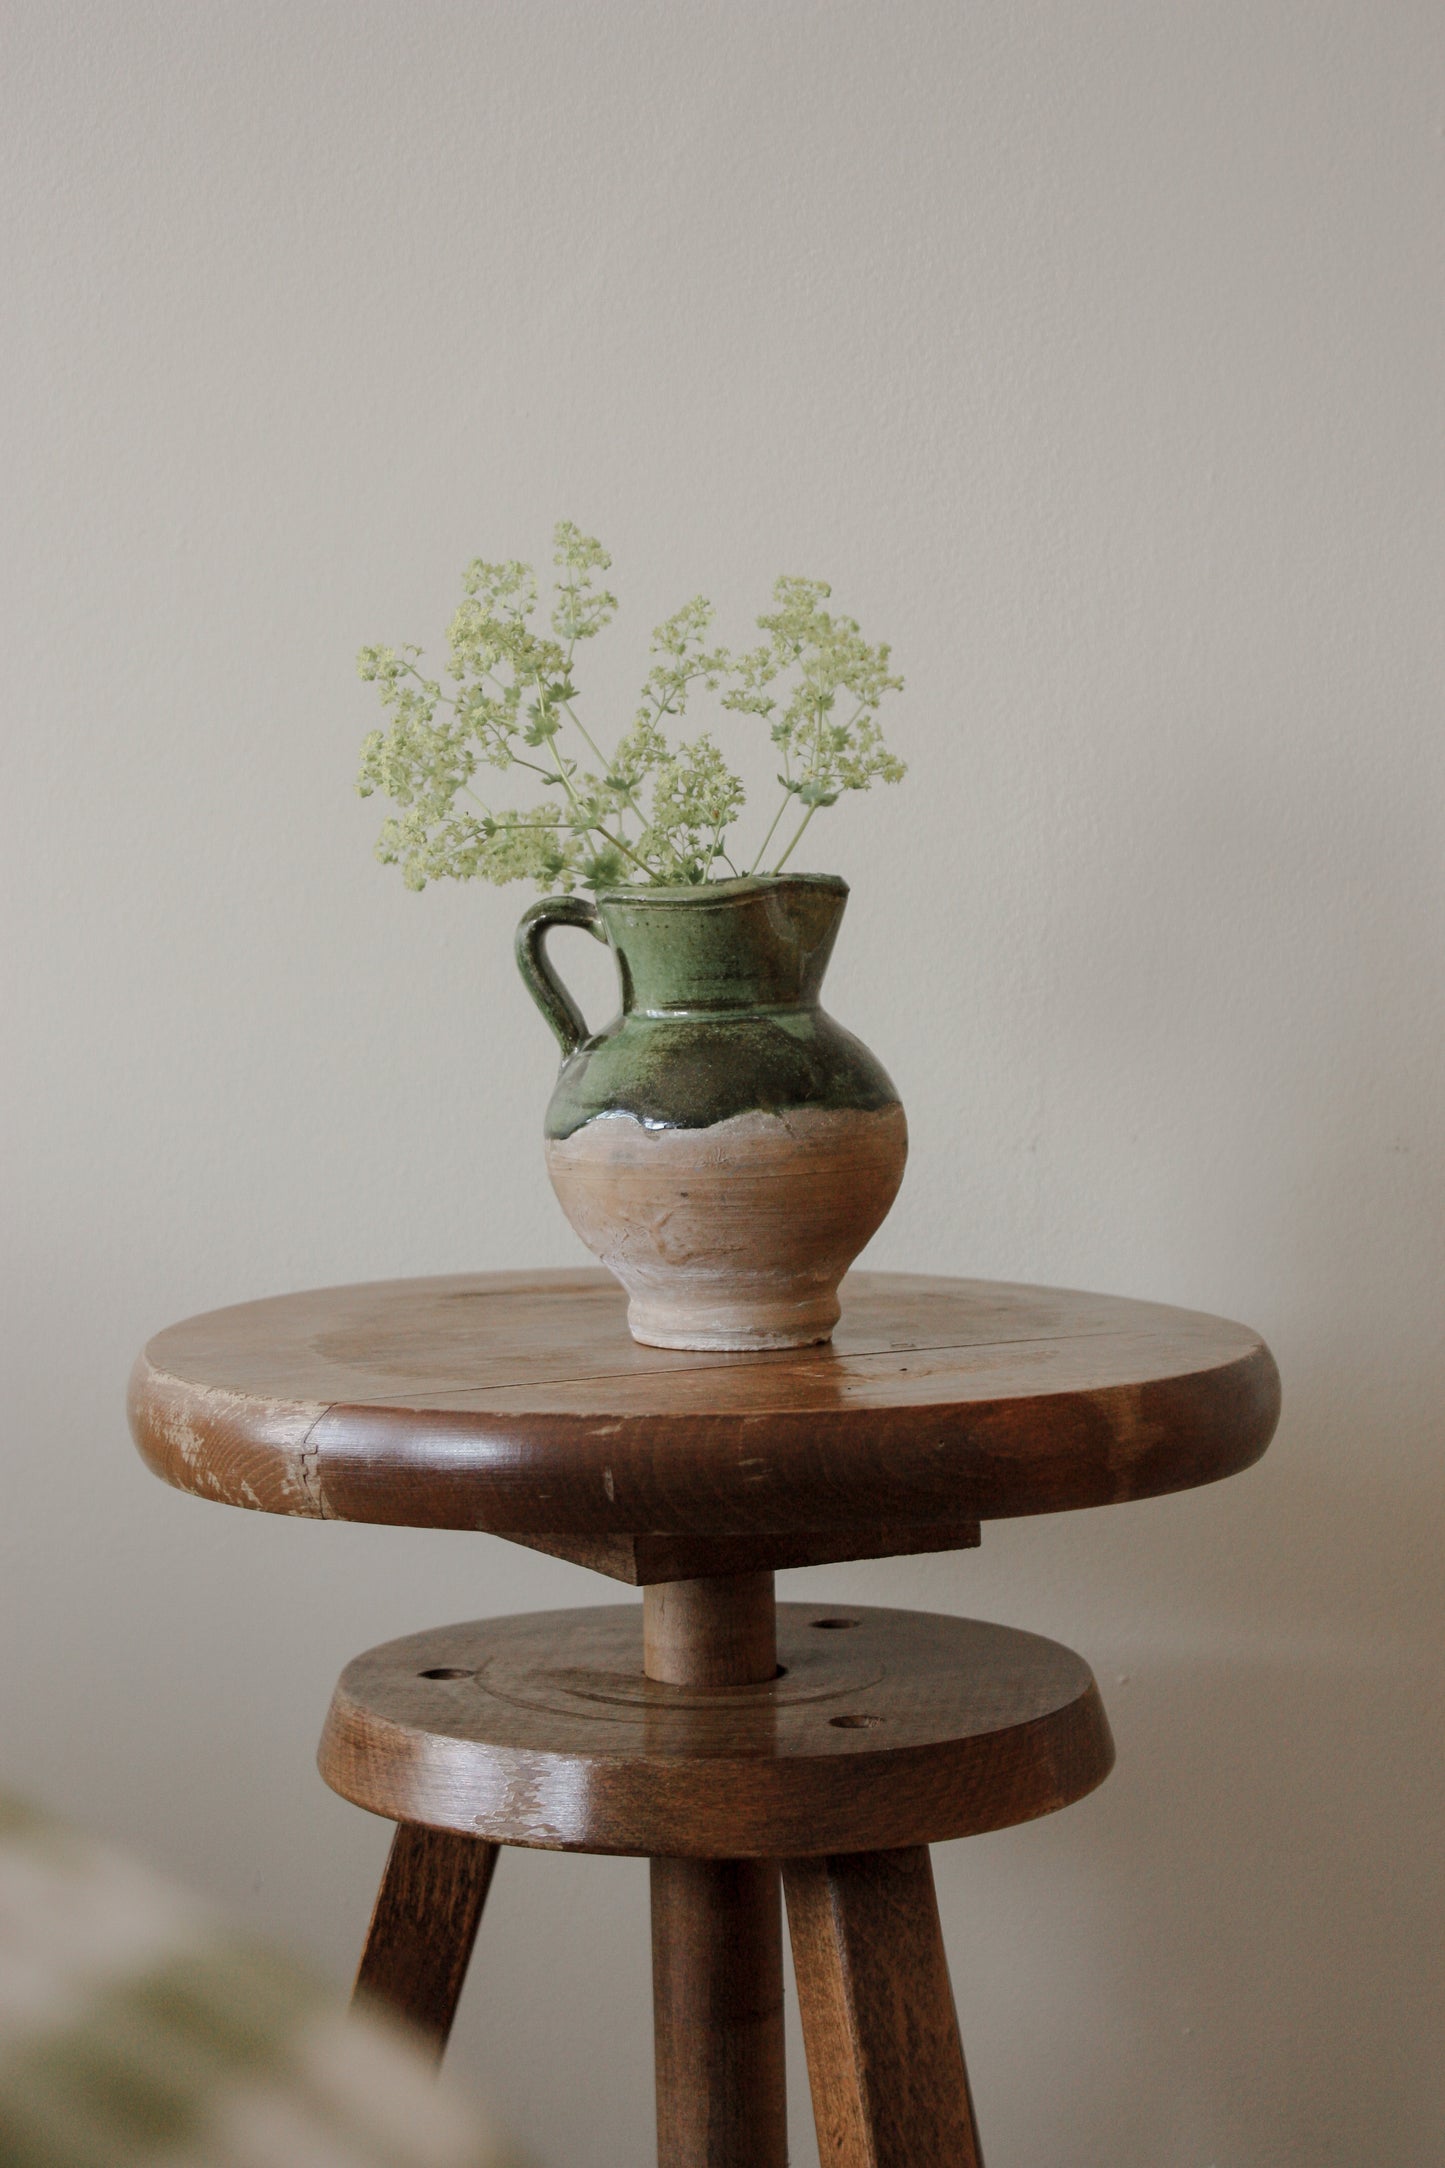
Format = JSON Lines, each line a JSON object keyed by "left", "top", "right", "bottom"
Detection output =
{"left": 319, "top": 1605, "right": 1114, "bottom": 1858}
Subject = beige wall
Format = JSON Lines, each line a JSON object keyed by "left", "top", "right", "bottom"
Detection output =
{"left": 4, "top": 4, "right": 1441, "bottom": 2160}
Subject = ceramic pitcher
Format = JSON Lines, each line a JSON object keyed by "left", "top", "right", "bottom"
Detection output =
{"left": 515, "top": 874, "right": 906, "bottom": 1350}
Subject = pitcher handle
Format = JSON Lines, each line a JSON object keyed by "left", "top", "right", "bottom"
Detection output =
{"left": 515, "top": 894, "right": 607, "bottom": 1057}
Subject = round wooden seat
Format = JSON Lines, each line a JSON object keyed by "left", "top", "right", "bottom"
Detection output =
{"left": 128, "top": 1271, "right": 1279, "bottom": 1579}
{"left": 319, "top": 1604, "right": 1114, "bottom": 1859}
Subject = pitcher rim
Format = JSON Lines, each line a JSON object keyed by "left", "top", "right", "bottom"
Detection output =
{"left": 592, "top": 871, "right": 848, "bottom": 909}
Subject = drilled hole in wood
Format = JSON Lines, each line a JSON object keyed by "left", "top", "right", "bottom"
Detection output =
{"left": 812, "top": 1617, "right": 860, "bottom": 1630}
{"left": 418, "top": 1667, "right": 472, "bottom": 1680}
{"left": 829, "top": 1713, "right": 884, "bottom": 1729}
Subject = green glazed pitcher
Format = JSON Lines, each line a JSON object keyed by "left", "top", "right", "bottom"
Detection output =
{"left": 515, "top": 874, "right": 907, "bottom": 1349}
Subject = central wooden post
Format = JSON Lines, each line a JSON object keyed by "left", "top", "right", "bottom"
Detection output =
{"left": 645, "top": 1571, "right": 787, "bottom": 2168}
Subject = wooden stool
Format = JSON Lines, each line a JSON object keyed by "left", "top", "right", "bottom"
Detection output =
{"left": 129, "top": 1270, "right": 1279, "bottom": 2167}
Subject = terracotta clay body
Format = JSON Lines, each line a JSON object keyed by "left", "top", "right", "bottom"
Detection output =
{"left": 544, "top": 1101, "right": 907, "bottom": 1348}
{"left": 517, "top": 875, "right": 907, "bottom": 1350}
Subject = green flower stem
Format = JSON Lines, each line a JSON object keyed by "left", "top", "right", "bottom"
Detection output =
{"left": 468, "top": 756, "right": 657, "bottom": 883}
{"left": 594, "top": 827, "right": 658, "bottom": 879}
{"left": 539, "top": 631, "right": 660, "bottom": 869}
{"left": 561, "top": 700, "right": 652, "bottom": 835}
{"left": 746, "top": 791, "right": 792, "bottom": 877}
{"left": 772, "top": 798, "right": 818, "bottom": 873}
{"left": 552, "top": 752, "right": 657, "bottom": 877}
{"left": 460, "top": 799, "right": 554, "bottom": 829}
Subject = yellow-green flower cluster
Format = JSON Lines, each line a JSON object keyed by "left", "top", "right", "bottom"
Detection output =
{"left": 356, "top": 524, "right": 904, "bottom": 891}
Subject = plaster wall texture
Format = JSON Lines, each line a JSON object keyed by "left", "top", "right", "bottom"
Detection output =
{"left": 3, "top": 4, "right": 1441, "bottom": 2162}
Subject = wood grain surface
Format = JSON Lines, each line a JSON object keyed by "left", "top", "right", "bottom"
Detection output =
{"left": 129, "top": 1271, "right": 1279, "bottom": 1549}
{"left": 785, "top": 1847, "right": 984, "bottom": 2168}
{"left": 351, "top": 1822, "right": 499, "bottom": 2058}
{"left": 642, "top": 1572, "right": 778, "bottom": 1687}
{"left": 651, "top": 1859, "right": 788, "bottom": 2168}
{"left": 316, "top": 1603, "right": 1114, "bottom": 1858}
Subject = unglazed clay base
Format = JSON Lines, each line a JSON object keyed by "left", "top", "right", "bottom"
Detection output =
{"left": 544, "top": 1102, "right": 908, "bottom": 1349}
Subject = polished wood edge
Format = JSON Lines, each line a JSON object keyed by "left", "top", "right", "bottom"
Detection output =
{"left": 304, "top": 1342, "right": 1280, "bottom": 1531}
{"left": 317, "top": 1693, "right": 1116, "bottom": 1858}
{"left": 128, "top": 1311, "right": 1281, "bottom": 1541}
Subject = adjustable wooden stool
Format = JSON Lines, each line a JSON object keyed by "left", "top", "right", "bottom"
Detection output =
{"left": 130, "top": 1271, "right": 1279, "bottom": 2167}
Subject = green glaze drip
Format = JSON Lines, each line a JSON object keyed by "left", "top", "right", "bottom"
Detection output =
{"left": 517, "top": 874, "right": 902, "bottom": 1141}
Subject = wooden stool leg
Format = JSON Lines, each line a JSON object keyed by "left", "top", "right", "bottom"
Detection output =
{"left": 352, "top": 1822, "right": 500, "bottom": 2061}
{"left": 784, "top": 1846, "right": 984, "bottom": 2168}
{"left": 651, "top": 1857, "right": 788, "bottom": 2168}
